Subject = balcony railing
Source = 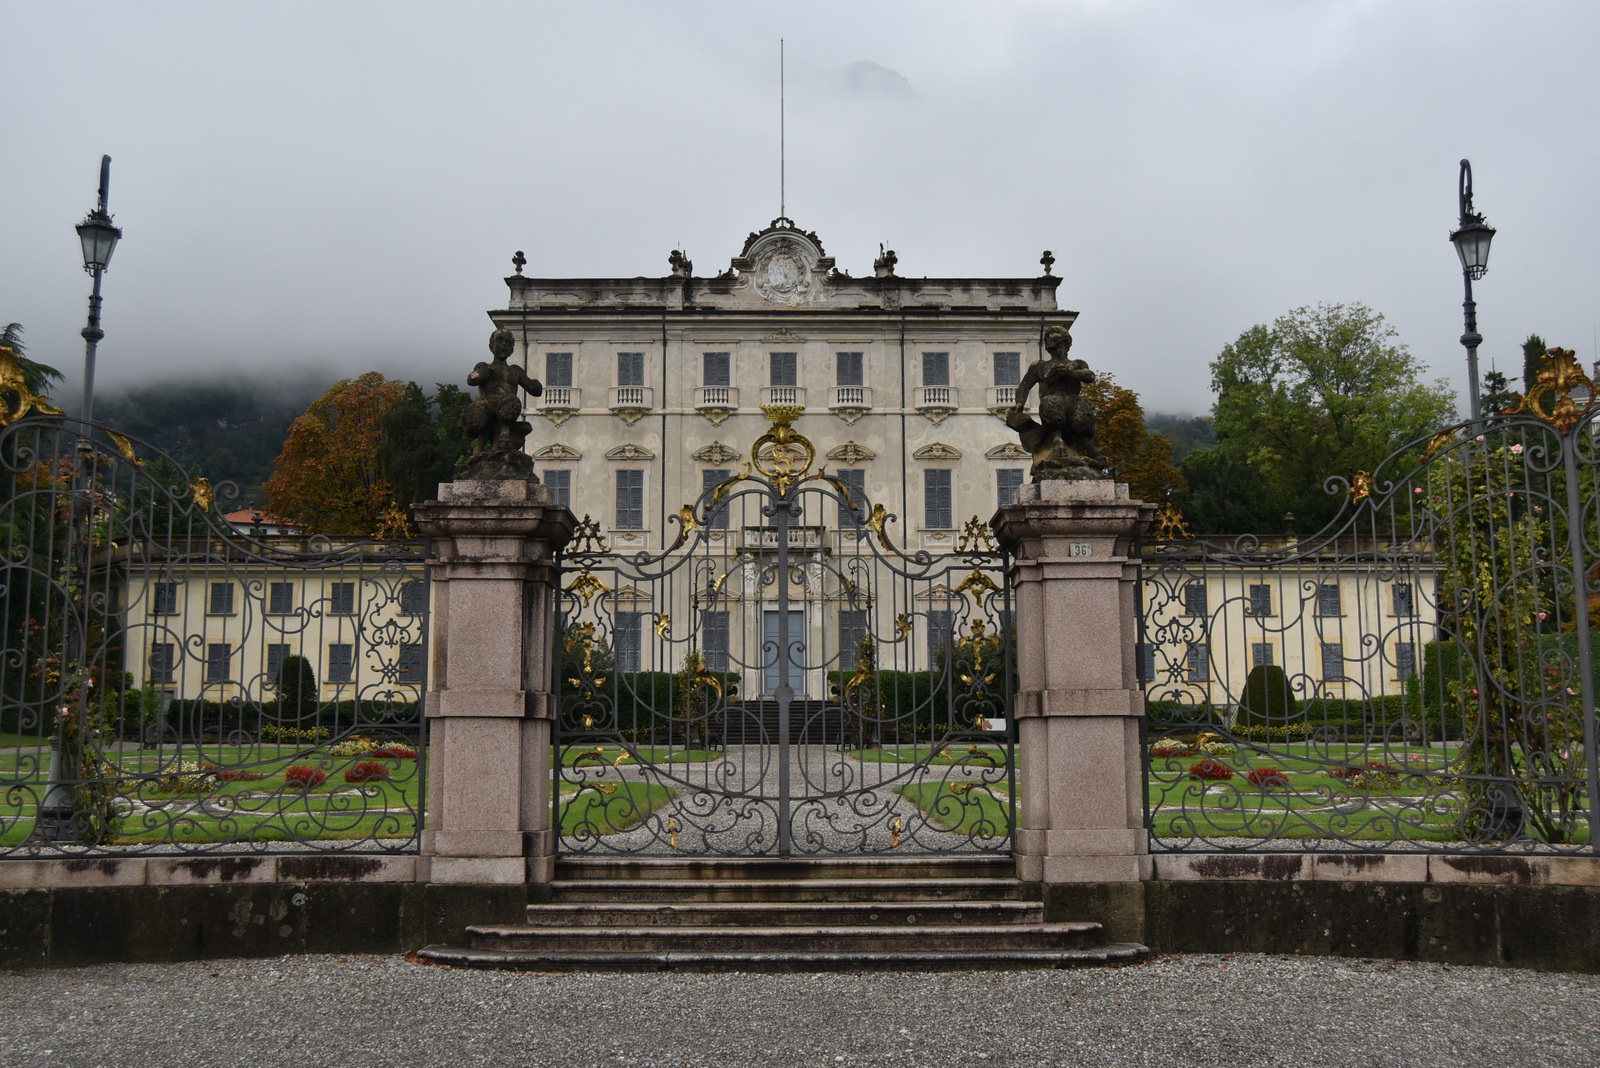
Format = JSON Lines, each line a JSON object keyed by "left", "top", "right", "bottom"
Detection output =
{"left": 760, "top": 386, "right": 807, "bottom": 407}
{"left": 540, "top": 387, "right": 581, "bottom": 412}
{"left": 693, "top": 385, "right": 740, "bottom": 411}
{"left": 608, "top": 386, "right": 655, "bottom": 411}
{"left": 912, "top": 385, "right": 959, "bottom": 412}
{"left": 986, "top": 385, "right": 1021, "bottom": 412}
{"left": 826, "top": 385, "right": 874, "bottom": 412}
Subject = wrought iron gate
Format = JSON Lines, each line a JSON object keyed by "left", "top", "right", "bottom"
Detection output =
{"left": 1139, "top": 350, "right": 1600, "bottom": 854}
{"left": 0, "top": 403, "right": 427, "bottom": 856}
{"left": 555, "top": 406, "right": 1015, "bottom": 856}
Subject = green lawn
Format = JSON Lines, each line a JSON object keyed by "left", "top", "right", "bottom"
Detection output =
{"left": 853, "top": 745, "right": 1009, "bottom": 767}
{"left": 558, "top": 781, "right": 675, "bottom": 835}
{"left": 558, "top": 744, "right": 717, "bottom": 768}
{"left": 893, "top": 781, "right": 1013, "bottom": 837}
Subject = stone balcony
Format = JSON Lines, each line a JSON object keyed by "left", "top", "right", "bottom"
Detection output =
{"left": 826, "top": 385, "right": 874, "bottom": 423}
{"left": 760, "top": 386, "right": 807, "bottom": 407}
{"left": 537, "top": 387, "right": 581, "bottom": 425}
{"left": 608, "top": 386, "right": 655, "bottom": 425}
{"left": 912, "top": 385, "right": 959, "bottom": 423}
{"left": 693, "top": 385, "right": 740, "bottom": 425}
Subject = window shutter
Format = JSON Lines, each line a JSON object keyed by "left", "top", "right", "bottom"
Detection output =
{"left": 544, "top": 469, "right": 572, "bottom": 510}
{"left": 545, "top": 352, "right": 573, "bottom": 389}
{"left": 616, "top": 470, "right": 645, "bottom": 529}
{"left": 617, "top": 352, "right": 645, "bottom": 387}
{"left": 997, "top": 468, "right": 1025, "bottom": 509}
{"left": 924, "top": 469, "right": 953, "bottom": 529}
{"left": 993, "top": 352, "right": 1021, "bottom": 387}
{"left": 922, "top": 352, "right": 950, "bottom": 387}
{"left": 770, "top": 352, "right": 798, "bottom": 386}
{"left": 703, "top": 352, "right": 730, "bottom": 387}
{"left": 836, "top": 352, "right": 864, "bottom": 386}
{"left": 703, "top": 469, "right": 731, "bottom": 529}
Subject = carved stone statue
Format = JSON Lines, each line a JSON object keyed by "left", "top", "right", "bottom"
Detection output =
{"left": 460, "top": 327, "right": 543, "bottom": 481}
{"left": 1005, "top": 326, "right": 1110, "bottom": 482}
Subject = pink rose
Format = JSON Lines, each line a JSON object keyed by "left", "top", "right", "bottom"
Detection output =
{"left": 1511, "top": 443, "right": 1524, "bottom": 455}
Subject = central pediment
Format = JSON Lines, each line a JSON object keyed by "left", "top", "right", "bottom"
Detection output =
{"left": 728, "top": 217, "right": 837, "bottom": 307}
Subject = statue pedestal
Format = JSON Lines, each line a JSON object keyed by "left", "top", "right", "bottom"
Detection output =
{"left": 993, "top": 480, "right": 1156, "bottom": 884}
{"left": 412, "top": 480, "right": 575, "bottom": 884}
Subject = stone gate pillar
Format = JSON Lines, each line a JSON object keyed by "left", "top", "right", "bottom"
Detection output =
{"left": 993, "top": 480, "right": 1156, "bottom": 885}
{"left": 413, "top": 480, "right": 575, "bottom": 884}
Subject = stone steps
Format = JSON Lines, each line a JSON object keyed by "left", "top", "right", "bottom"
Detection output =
{"left": 550, "top": 878, "right": 1023, "bottom": 903}
{"left": 518, "top": 900, "right": 1044, "bottom": 927}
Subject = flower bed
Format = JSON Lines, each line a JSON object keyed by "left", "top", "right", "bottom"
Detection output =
{"left": 1246, "top": 766, "right": 1289, "bottom": 789}
{"left": 1187, "top": 757, "right": 1234, "bottom": 781}
{"left": 343, "top": 760, "right": 389, "bottom": 784}
{"left": 285, "top": 765, "right": 328, "bottom": 787}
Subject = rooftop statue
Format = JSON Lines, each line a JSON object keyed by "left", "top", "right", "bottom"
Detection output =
{"left": 460, "top": 327, "right": 542, "bottom": 481}
{"left": 1005, "top": 325, "right": 1110, "bottom": 482}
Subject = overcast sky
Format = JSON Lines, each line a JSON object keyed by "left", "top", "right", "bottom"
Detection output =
{"left": 4, "top": 1, "right": 1598, "bottom": 416}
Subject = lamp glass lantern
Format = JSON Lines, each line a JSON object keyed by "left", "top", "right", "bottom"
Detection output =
{"left": 76, "top": 211, "right": 122, "bottom": 273}
{"left": 1451, "top": 216, "right": 1495, "bottom": 280}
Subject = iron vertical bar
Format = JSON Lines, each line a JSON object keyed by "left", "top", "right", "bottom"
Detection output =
{"left": 1564, "top": 438, "right": 1600, "bottom": 852}
{"left": 775, "top": 489, "right": 793, "bottom": 857}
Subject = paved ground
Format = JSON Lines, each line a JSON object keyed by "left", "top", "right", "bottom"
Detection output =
{"left": 3, "top": 953, "right": 1596, "bottom": 1067}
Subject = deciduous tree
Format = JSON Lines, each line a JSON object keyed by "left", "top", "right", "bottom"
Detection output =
{"left": 1082, "top": 373, "right": 1184, "bottom": 505}
{"left": 264, "top": 373, "right": 405, "bottom": 536}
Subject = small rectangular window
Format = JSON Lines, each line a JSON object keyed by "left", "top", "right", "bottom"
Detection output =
{"left": 836, "top": 352, "right": 864, "bottom": 386}
{"left": 926, "top": 609, "right": 955, "bottom": 668}
{"left": 1183, "top": 582, "right": 1207, "bottom": 617}
{"left": 702, "top": 469, "right": 731, "bottom": 530}
{"left": 1393, "top": 583, "right": 1415, "bottom": 617}
{"left": 329, "top": 582, "right": 356, "bottom": 616}
{"left": 701, "top": 611, "right": 730, "bottom": 673}
{"left": 150, "top": 643, "right": 177, "bottom": 684}
{"left": 997, "top": 468, "right": 1025, "bottom": 510}
{"left": 266, "top": 643, "right": 290, "bottom": 681}
{"left": 1252, "top": 643, "right": 1274, "bottom": 667}
{"left": 615, "top": 612, "right": 642, "bottom": 673}
{"left": 703, "top": 352, "right": 730, "bottom": 387}
{"left": 209, "top": 582, "right": 234, "bottom": 615}
{"left": 1186, "top": 643, "right": 1210, "bottom": 682}
{"left": 615, "top": 470, "right": 645, "bottom": 529}
{"left": 398, "top": 642, "right": 425, "bottom": 681}
{"left": 328, "top": 643, "right": 355, "bottom": 684}
{"left": 836, "top": 468, "right": 867, "bottom": 521}
{"left": 153, "top": 581, "right": 179, "bottom": 615}
{"left": 1247, "top": 584, "right": 1272, "bottom": 616}
{"left": 617, "top": 352, "right": 645, "bottom": 387}
{"left": 206, "top": 642, "right": 232, "bottom": 683}
{"left": 267, "top": 582, "right": 294, "bottom": 615}
{"left": 399, "top": 579, "right": 427, "bottom": 615}
{"left": 545, "top": 352, "right": 573, "bottom": 389}
{"left": 922, "top": 352, "right": 950, "bottom": 387}
{"left": 770, "top": 351, "right": 798, "bottom": 387}
{"left": 1321, "top": 642, "right": 1344, "bottom": 681}
{"left": 544, "top": 469, "right": 572, "bottom": 510}
{"left": 1317, "top": 584, "right": 1342, "bottom": 616}
{"left": 993, "top": 352, "right": 1021, "bottom": 387}
{"left": 839, "top": 609, "right": 869, "bottom": 672}
{"left": 924, "top": 469, "right": 953, "bottom": 529}
{"left": 1396, "top": 642, "right": 1417, "bottom": 680}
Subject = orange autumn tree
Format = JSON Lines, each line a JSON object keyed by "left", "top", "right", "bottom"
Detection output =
{"left": 264, "top": 372, "right": 406, "bottom": 536}
{"left": 1082, "top": 372, "right": 1184, "bottom": 505}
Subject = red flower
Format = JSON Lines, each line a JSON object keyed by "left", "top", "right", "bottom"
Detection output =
{"left": 285, "top": 765, "right": 327, "bottom": 787}
{"left": 343, "top": 760, "right": 389, "bottom": 783}
{"left": 1247, "top": 766, "right": 1289, "bottom": 789}
{"left": 368, "top": 745, "right": 416, "bottom": 760}
{"left": 1187, "top": 758, "right": 1234, "bottom": 781}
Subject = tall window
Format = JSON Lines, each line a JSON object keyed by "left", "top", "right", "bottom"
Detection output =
{"left": 617, "top": 352, "right": 645, "bottom": 387}
{"left": 399, "top": 580, "right": 427, "bottom": 615}
{"left": 1392, "top": 583, "right": 1416, "bottom": 617}
{"left": 1316, "top": 584, "right": 1342, "bottom": 616}
{"left": 1396, "top": 642, "right": 1417, "bottom": 680}
{"left": 702, "top": 469, "right": 731, "bottom": 529}
{"left": 1251, "top": 643, "right": 1274, "bottom": 667}
{"left": 1186, "top": 643, "right": 1210, "bottom": 682}
{"left": 1321, "top": 642, "right": 1344, "bottom": 681}
{"left": 205, "top": 642, "right": 232, "bottom": 683}
{"left": 1247, "top": 584, "right": 1272, "bottom": 616}
{"left": 398, "top": 642, "right": 425, "bottom": 681}
{"left": 150, "top": 643, "right": 177, "bottom": 684}
{"left": 997, "top": 468, "right": 1025, "bottom": 509}
{"left": 836, "top": 468, "right": 867, "bottom": 521}
{"left": 926, "top": 609, "right": 955, "bottom": 668}
{"left": 922, "top": 352, "right": 950, "bottom": 387}
{"left": 329, "top": 582, "right": 356, "bottom": 616}
{"left": 839, "top": 610, "right": 869, "bottom": 672}
{"left": 1183, "top": 582, "right": 1207, "bottom": 616}
{"left": 266, "top": 643, "right": 290, "bottom": 681}
{"left": 615, "top": 470, "right": 645, "bottom": 529}
{"left": 924, "top": 469, "right": 953, "bottom": 529}
{"left": 152, "top": 581, "right": 179, "bottom": 615}
{"left": 701, "top": 611, "right": 730, "bottom": 672}
{"left": 544, "top": 469, "right": 572, "bottom": 510}
{"left": 545, "top": 352, "right": 573, "bottom": 389}
{"left": 328, "top": 643, "right": 355, "bottom": 684}
{"left": 769, "top": 351, "right": 798, "bottom": 386}
{"left": 615, "top": 612, "right": 642, "bottom": 672}
{"left": 836, "top": 352, "right": 864, "bottom": 386}
{"left": 209, "top": 582, "right": 235, "bottom": 615}
{"left": 702, "top": 352, "right": 730, "bottom": 387}
{"left": 993, "top": 352, "right": 1021, "bottom": 387}
{"left": 268, "top": 582, "right": 294, "bottom": 615}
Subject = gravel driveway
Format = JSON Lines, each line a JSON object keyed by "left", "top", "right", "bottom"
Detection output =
{"left": 2, "top": 952, "right": 1596, "bottom": 1067}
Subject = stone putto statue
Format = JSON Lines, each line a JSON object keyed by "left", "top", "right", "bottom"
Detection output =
{"left": 460, "top": 327, "right": 542, "bottom": 481}
{"left": 1005, "top": 326, "right": 1110, "bottom": 482}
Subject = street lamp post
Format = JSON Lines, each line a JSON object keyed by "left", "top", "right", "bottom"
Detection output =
{"left": 1450, "top": 158, "right": 1496, "bottom": 424}
{"left": 75, "top": 154, "right": 122, "bottom": 424}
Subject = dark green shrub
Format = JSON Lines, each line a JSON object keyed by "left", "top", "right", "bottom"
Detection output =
{"left": 1237, "top": 664, "right": 1298, "bottom": 727}
{"left": 274, "top": 655, "right": 318, "bottom": 723}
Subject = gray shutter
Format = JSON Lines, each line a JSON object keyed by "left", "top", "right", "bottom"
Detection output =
{"left": 616, "top": 470, "right": 645, "bottom": 529}
{"left": 993, "top": 352, "right": 1021, "bottom": 387}
{"left": 922, "top": 352, "right": 950, "bottom": 387}
{"left": 997, "top": 468, "right": 1025, "bottom": 509}
{"left": 836, "top": 352, "right": 864, "bottom": 386}
{"left": 544, "top": 469, "right": 572, "bottom": 510}
{"left": 703, "top": 469, "right": 731, "bottom": 529}
{"left": 545, "top": 352, "right": 573, "bottom": 388}
{"left": 703, "top": 352, "right": 730, "bottom": 387}
{"left": 924, "top": 469, "right": 953, "bottom": 529}
{"left": 770, "top": 352, "right": 798, "bottom": 386}
{"left": 701, "top": 611, "right": 730, "bottom": 672}
{"left": 617, "top": 352, "right": 645, "bottom": 386}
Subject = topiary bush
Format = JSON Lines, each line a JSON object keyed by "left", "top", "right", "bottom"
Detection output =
{"left": 1236, "top": 664, "right": 1298, "bottom": 728}
{"left": 274, "top": 655, "right": 319, "bottom": 722}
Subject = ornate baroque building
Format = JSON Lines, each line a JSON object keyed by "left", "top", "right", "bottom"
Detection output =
{"left": 493, "top": 217, "right": 1062, "bottom": 551}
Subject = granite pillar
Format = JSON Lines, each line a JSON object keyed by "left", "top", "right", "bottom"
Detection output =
{"left": 993, "top": 480, "right": 1156, "bottom": 884}
{"left": 412, "top": 480, "right": 575, "bottom": 885}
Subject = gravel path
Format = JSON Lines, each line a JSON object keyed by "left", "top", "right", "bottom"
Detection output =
{"left": 3, "top": 953, "right": 1596, "bottom": 1067}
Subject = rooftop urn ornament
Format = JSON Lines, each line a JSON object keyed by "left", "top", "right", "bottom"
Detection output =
{"left": 1040, "top": 250, "right": 1055, "bottom": 277}
{"left": 460, "top": 327, "right": 543, "bottom": 480}
{"left": 511, "top": 250, "right": 526, "bottom": 275}
{"left": 873, "top": 243, "right": 898, "bottom": 278}
{"left": 1005, "top": 325, "right": 1110, "bottom": 482}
